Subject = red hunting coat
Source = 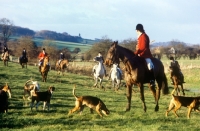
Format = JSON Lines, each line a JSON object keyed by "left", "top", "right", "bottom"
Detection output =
{"left": 134, "top": 33, "right": 153, "bottom": 58}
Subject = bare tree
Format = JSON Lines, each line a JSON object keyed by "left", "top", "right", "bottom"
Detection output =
{"left": 0, "top": 18, "right": 14, "bottom": 46}
{"left": 42, "top": 39, "right": 59, "bottom": 61}
{"left": 17, "top": 36, "right": 38, "bottom": 59}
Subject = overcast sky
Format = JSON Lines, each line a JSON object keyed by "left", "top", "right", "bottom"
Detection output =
{"left": 1, "top": 0, "right": 200, "bottom": 44}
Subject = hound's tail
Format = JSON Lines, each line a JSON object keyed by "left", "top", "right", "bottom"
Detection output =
{"left": 24, "top": 79, "right": 33, "bottom": 89}
{"left": 73, "top": 85, "right": 78, "bottom": 99}
{"left": 24, "top": 79, "right": 33, "bottom": 86}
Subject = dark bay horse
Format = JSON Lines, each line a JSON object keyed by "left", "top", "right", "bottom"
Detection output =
{"left": 169, "top": 65, "right": 185, "bottom": 96}
{"left": 104, "top": 41, "right": 169, "bottom": 112}
{"left": 19, "top": 57, "right": 28, "bottom": 68}
{"left": 41, "top": 56, "right": 50, "bottom": 82}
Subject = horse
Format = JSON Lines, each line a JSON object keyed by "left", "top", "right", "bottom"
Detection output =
{"left": 0, "top": 83, "right": 11, "bottom": 113}
{"left": 55, "top": 59, "right": 69, "bottom": 75}
{"left": 93, "top": 56, "right": 106, "bottom": 88}
{"left": 169, "top": 65, "right": 185, "bottom": 96}
{"left": 104, "top": 41, "right": 169, "bottom": 112}
{"left": 109, "top": 63, "right": 122, "bottom": 91}
{"left": 40, "top": 56, "right": 50, "bottom": 82}
{"left": 19, "top": 57, "right": 28, "bottom": 68}
{"left": 1, "top": 52, "right": 9, "bottom": 66}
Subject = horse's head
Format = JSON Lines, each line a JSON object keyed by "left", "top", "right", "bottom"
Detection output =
{"left": 44, "top": 56, "right": 50, "bottom": 62}
{"left": 104, "top": 41, "right": 120, "bottom": 67}
{"left": 93, "top": 56, "right": 103, "bottom": 63}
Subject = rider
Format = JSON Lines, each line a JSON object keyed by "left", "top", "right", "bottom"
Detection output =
{"left": 1, "top": 45, "right": 9, "bottom": 60}
{"left": 2, "top": 45, "right": 9, "bottom": 56}
{"left": 21, "top": 48, "right": 27, "bottom": 61}
{"left": 97, "top": 52, "right": 107, "bottom": 76}
{"left": 58, "top": 52, "right": 65, "bottom": 65}
{"left": 38, "top": 48, "right": 48, "bottom": 72}
{"left": 134, "top": 23, "right": 155, "bottom": 87}
{"left": 169, "top": 56, "right": 185, "bottom": 84}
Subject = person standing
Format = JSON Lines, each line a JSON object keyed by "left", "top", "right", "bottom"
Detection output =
{"left": 134, "top": 23, "right": 155, "bottom": 87}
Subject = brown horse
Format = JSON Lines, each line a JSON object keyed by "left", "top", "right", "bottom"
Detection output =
{"left": 169, "top": 65, "right": 185, "bottom": 96}
{"left": 104, "top": 41, "right": 169, "bottom": 112}
{"left": 1, "top": 52, "right": 9, "bottom": 66}
{"left": 41, "top": 56, "right": 50, "bottom": 82}
{"left": 55, "top": 59, "right": 69, "bottom": 75}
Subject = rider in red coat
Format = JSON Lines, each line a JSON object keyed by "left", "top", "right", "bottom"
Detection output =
{"left": 38, "top": 48, "right": 48, "bottom": 72}
{"left": 134, "top": 24, "right": 155, "bottom": 87}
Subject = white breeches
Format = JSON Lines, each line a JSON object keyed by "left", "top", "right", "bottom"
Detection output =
{"left": 145, "top": 58, "right": 154, "bottom": 70}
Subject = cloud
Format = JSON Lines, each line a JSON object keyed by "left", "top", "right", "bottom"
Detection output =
{"left": 1, "top": 0, "right": 200, "bottom": 44}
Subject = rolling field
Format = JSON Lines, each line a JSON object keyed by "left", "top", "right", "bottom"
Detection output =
{"left": 1, "top": 59, "right": 200, "bottom": 131}
{"left": 10, "top": 36, "right": 93, "bottom": 53}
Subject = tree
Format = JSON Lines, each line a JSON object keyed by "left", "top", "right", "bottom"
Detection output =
{"left": 42, "top": 39, "right": 59, "bottom": 61}
{"left": 0, "top": 18, "right": 14, "bottom": 46}
{"left": 120, "top": 38, "right": 137, "bottom": 51}
{"left": 16, "top": 36, "right": 38, "bottom": 59}
{"left": 73, "top": 48, "right": 81, "bottom": 53}
{"left": 84, "top": 37, "right": 113, "bottom": 61}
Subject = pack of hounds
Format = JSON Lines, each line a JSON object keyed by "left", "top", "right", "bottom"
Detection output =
{"left": 1, "top": 64, "right": 200, "bottom": 119}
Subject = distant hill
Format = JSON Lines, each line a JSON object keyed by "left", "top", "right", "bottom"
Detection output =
{"left": 10, "top": 25, "right": 99, "bottom": 44}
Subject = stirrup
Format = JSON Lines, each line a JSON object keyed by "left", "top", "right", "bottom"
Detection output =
{"left": 150, "top": 80, "right": 155, "bottom": 87}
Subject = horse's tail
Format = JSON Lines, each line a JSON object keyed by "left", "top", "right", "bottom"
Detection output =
{"left": 73, "top": 84, "right": 78, "bottom": 99}
{"left": 162, "top": 73, "right": 169, "bottom": 95}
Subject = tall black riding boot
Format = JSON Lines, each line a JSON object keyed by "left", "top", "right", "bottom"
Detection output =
{"left": 149, "top": 70, "right": 155, "bottom": 87}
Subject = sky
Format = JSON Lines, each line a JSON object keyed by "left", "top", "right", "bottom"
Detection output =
{"left": 1, "top": 0, "right": 200, "bottom": 44}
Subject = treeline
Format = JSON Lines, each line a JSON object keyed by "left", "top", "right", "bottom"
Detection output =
{"left": 1, "top": 25, "right": 95, "bottom": 43}
{"left": 4, "top": 36, "right": 200, "bottom": 70}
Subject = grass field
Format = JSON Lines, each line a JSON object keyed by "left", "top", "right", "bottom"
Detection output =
{"left": 1, "top": 59, "right": 200, "bottom": 131}
{"left": 10, "top": 36, "right": 93, "bottom": 53}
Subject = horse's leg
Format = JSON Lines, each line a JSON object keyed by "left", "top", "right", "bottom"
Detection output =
{"left": 180, "top": 84, "right": 185, "bottom": 96}
{"left": 148, "top": 83, "right": 156, "bottom": 101}
{"left": 155, "top": 81, "right": 162, "bottom": 112}
{"left": 99, "top": 77, "right": 103, "bottom": 89}
{"left": 93, "top": 77, "right": 98, "bottom": 87}
{"left": 116, "top": 80, "right": 121, "bottom": 91}
{"left": 138, "top": 83, "right": 146, "bottom": 112}
{"left": 126, "top": 83, "right": 133, "bottom": 111}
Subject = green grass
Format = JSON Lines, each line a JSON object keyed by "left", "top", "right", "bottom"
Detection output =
{"left": 1, "top": 59, "right": 200, "bottom": 131}
{"left": 10, "top": 36, "right": 93, "bottom": 53}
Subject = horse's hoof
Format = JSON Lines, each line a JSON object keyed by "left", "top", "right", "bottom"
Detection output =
{"left": 155, "top": 106, "right": 159, "bottom": 112}
{"left": 125, "top": 108, "right": 130, "bottom": 112}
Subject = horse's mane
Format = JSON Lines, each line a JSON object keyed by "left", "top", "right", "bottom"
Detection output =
{"left": 116, "top": 45, "right": 135, "bottom": 56}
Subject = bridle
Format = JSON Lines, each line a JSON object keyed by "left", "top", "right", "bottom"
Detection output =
{"left": 107, "top": 45, "right": 120, "bottom": 65}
